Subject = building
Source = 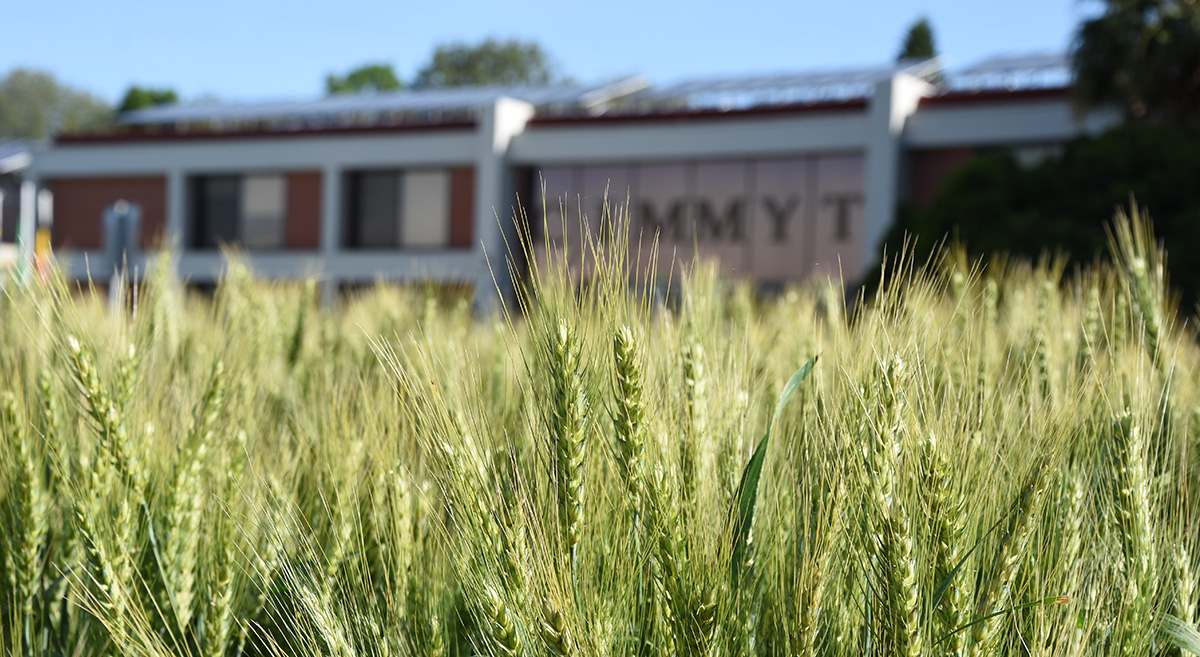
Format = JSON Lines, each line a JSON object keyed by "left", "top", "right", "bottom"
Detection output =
{"left": 23, "top": 52, "right": 1116, "bottom": 307}
{"left": 0, "top": 140, "right": 36, "bottom": 276}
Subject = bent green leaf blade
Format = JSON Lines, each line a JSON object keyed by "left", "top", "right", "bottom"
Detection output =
{"left": 730, "top": 355, "right": 817, "bottom": 590}
{"left": 1162, "top": 614, "right": 1200, "bottom": 656}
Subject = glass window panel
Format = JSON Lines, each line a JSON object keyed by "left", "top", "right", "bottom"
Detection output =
{"left": 812, "top": 154, "right": 865, "bottom": 280}
{"left": 240, "top": 174, "right": 286, "bottom": 249}
{"left": 580, "top": 165, "right": 633, "bottom": 237}
{"left": 634, "top": 163, "right": 692, "bottom": 273}
{"left": 400, "top": 170, "right": 450, "bottom": 248}
{"left": 192, "top": 176, "right": 239, "bottom": 249}
{"left": 351, "top": 171, "right": 399, "bottom": 248}
{"left": 751, "top": 159, "right": 811, "bottom": 281}
{"left": 534, "top": 166, "right": 577, "bottom": 243}
{"left": 529, "top": 166, "right": 582, "bottom": 275}
{"left": 693, "top": 161, "right": 749, "bottom": 277}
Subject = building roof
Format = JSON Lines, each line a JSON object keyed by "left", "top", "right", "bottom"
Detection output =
{"left": 0, "top": 141, "right": 34, "bottom": 175}
{"left": 91, "top": 51, "right": 1071, "bottom": 136}
{"left": 946, "top": 51, "right": 1071, "bottom": 91}
{"left": 117, "top": 77, "right": 650, "bottom": 127}
{"left": 634, "top": 58, "right": 941, "bottom": 109}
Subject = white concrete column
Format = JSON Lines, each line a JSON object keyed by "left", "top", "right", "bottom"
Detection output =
{"left": 863, "top": 73, "right": 933, "bottom": 275}
{"left": 475, "top": 97, "right": 534, "bottom": 312}
{"left": 166, "top": 167, "right": 186, "bottom": 250}
{"left": 17, "top": 179, "right": 36, "bottom": 283}
{"left": 319, "top": 164, "right": 341, "bottom": 303}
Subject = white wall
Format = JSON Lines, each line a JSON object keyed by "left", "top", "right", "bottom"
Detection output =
{"left": 32, "top": 131, "right": 478, "bottom": 176}
{"left": 510, "top": 111, "right": 872, "bottom": 164}
{"left": 904, "top": 97, "right": 1118, "bottom": 147}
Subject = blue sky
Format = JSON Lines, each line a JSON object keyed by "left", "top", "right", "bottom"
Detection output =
{"left": 6, "top": 0, "right": 1103, "bottom": 104}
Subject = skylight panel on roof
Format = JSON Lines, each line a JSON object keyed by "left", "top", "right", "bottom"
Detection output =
{"left": 117, "top": 78, "right": 650, "bottom": 128}
{"left": 946, "top": 52, "right": 1071, "bottom": 91}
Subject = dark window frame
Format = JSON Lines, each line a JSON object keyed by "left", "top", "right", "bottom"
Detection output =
{"left": 188, "top": 173, "right": 290, "bottom": 251}
{"left": 190, "top": 175, "right": 240, "bottom": 250}
{"left": 343, "top": 167, "right": 465, "bottom": 252}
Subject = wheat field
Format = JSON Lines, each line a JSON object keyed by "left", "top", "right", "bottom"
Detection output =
{"left": 1, "top": 207, "right": 1198, "bottom": 657}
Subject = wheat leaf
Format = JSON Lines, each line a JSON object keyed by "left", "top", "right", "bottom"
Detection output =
{"left": 1163, "top": 614, "right": 1200, "bottom": 656}
{"left": 731, "top": 355, "right": 817, "bottom": 590}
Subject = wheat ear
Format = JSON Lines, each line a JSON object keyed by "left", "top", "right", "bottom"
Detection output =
{"left": 970, "top": 466, "right": 1047, "bottom": 656}
{"left": 1109, "top": 413, "right": 1156, "bottom": 654}
{"left": 925, "top": 436, "right": 967, "bottom": 657}
{"left": 551, "top": 320, "right": 587, "bottom": 572}
{"left": 613, "top": 325, "right": 647, "bottom": 526}
{"left": 3, "top": 392, "right": 48, "bottom": 640}
{"left": 539, "top": 597, "right": 575, "bottom": 657}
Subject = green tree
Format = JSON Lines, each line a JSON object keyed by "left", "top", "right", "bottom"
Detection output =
{"left": 325, "top": 63, "right": 403, "bottom": 94}
{"left": 118, "top": 85, "right": 178, "bottom": 113}
{"left": 1072, "top": 0, "right": 1200, "bottom": 123}
{"left": 0, "top": 68, "right": 112, "bottom": 139}
{"left": 897, "top": 17, "right": 938, "bottom": 60}
{"left": 883, "top": 125, "right": 1200, "bottom": 308}
{"left": 413, "top": 38, "right": 559, "bottom": 88}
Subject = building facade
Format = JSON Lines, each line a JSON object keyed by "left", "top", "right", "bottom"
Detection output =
{"left": 0, "top": 141, "right": 35, "bottom": 275}
{"left": 22, "top": 53, "right": 1115, "bottom": 307}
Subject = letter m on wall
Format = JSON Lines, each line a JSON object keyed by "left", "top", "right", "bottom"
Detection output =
{"left": 694, "top": 199, "right": 746, "bottom": 242}
{"left": 640, "top": 200, "right": 687, "bottom": 241}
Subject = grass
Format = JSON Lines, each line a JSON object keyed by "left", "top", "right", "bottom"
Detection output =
{"left": 0, "top": 204, "right": 1198, "bottom": 657}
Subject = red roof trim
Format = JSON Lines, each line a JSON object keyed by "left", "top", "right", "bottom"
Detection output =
{"left": 527, "top": 98, "right": 869, "bottom": 127}
{"left": 918, "top": 86, "right": 1070, "bottom": 107}
{"left": 56, "top": 121, "right": 477, "bottom": 144}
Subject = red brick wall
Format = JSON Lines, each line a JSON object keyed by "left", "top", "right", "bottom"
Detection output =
{"left": 49, "top": 177, "right": 167, "bottom": 250}
{"left": 906, "top": 148, "right": 977, "bottom": 210}
{"left": 286, "top": 171, "right": 322, "bottom": 249}
{"left": 449, "top": 167, "right": 474, "bottom": 248}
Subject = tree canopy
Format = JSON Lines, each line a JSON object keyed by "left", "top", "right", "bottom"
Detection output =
{"left": 413, "top": 38, "right": 559, "bottom": 88}
{"left": 883, "top": 125, "right": 1200, "bottom": 308}
{"left": 0, "top": 68, "right": 112, "bottom": 139}
{"left": 326, "top": 63, "right": 403, "bottom": 94}
{"left": 897, "top": 17, "right": 938, "bottom": 60}
{"left": 118, "top": 85, "right": 178, "bottom": 113}
{"left": 1071, "top": 0, "right": 1200, "bottom": 124}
